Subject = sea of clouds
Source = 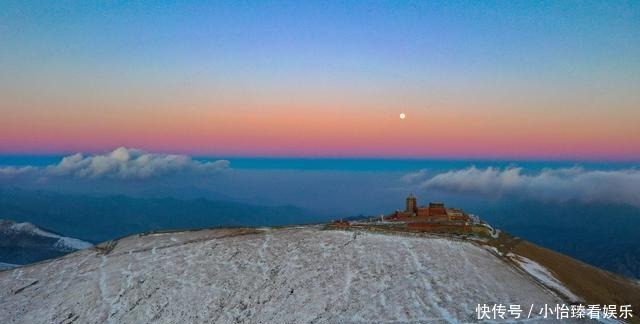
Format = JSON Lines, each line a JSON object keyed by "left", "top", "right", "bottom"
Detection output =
{"left": 404, "top": 166, "right": 640, "bottom": 207}
{"left": 1, "top": 147, "right": 638, "bottom": 210}
{"left": 0, "top": 147, "right": 229, "bottom": 180}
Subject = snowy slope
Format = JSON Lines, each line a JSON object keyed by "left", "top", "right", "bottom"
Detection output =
{"left": 511, "top": 255, "right": 580, "bottom": 302}
{"left": 1, "top": 220, "right": 93, "bottom": 252}
{"left": 0, "top": 227, "right": 581, "bottom": 323}
{"left": 0, "top": 262, "right": 18, "bottom": 271}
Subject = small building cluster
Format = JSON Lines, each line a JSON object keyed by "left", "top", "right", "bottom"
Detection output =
{"left": 386, "top": 194, "right": 471, "bottom": 223}
{"left": 330, "top": 194, "right": 492, "bottom": 236}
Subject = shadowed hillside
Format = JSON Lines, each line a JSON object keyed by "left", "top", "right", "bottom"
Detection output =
{"left": 0, "top": 188, "right": 327, "bottom": 243}
{"left": 474, "top": 200, "right": 640, "bottom": 279}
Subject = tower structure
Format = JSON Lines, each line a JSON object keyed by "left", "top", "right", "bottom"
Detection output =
{"left": 405, "top": 193, "right": 417, "bottom": 215}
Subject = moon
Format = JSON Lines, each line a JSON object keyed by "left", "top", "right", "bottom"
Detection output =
{"left": 399, "top": 113, "right": 406, "bottom": 120}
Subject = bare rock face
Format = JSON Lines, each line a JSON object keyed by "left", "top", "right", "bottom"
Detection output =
{"left": 0, "top": 226, "right": 578, "bottom": 323}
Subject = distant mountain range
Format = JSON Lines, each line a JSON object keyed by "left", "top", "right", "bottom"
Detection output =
{"left": 1, "top": 187, "right": 639, "bottom": 280}
{"left": 0, "top": 188, "right": 328, "bottom": 243}
{"left": 0, "top": 219, "right": 92, "bottom": 267}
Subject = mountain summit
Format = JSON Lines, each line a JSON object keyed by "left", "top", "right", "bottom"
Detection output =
{"left": 2, "top": 226, "right": 637, "bottom": 323}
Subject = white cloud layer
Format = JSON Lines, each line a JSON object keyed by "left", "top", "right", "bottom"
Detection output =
{"left": 411, "top": 166, "right": 640, "bottom": 207}
{"left": 401, "top": 169, "right": 428, "bottom": 184}
{"left": 45, "top": 147, "right": 229, "bottom": 179}
{"left": 0, "top": 166, "right": 36, "bottom": 177}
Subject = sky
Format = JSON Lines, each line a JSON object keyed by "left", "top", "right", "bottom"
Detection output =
{"left": 1, "top": 1, "right": 639, "bottom": 160}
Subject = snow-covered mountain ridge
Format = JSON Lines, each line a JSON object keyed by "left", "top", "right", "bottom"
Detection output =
{"left": 0, "top": 219, "right": 93, "bottom": 269}
{"left": 1, "top": 220, "right": 93, "bottom": 251}
{"left": 0, "top": 226, "right": 638, "bottom": 323}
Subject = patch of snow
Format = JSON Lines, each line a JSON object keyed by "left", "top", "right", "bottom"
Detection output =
{"left": 597, "top": 315, "right": 625, "bottom": 324}
{"left": 401, "top": 240, "right": 456, "bottom": 323}
{"left": 513, "top": 255, "right": 580, "bottom": 302}
{"left": 0, "top": 227, "right": 579, "bottom": 323}
{"left": 0, "top": 262, "right": 19, "bottom": 271}
{"left": 9, "top": 222, "right": 59, "bottom": 239}
{"left": 483, "top": 245, "right": 501, "bottom": 256}
{"left": 53, "top": 237, "right": 93, "bottom": 251}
